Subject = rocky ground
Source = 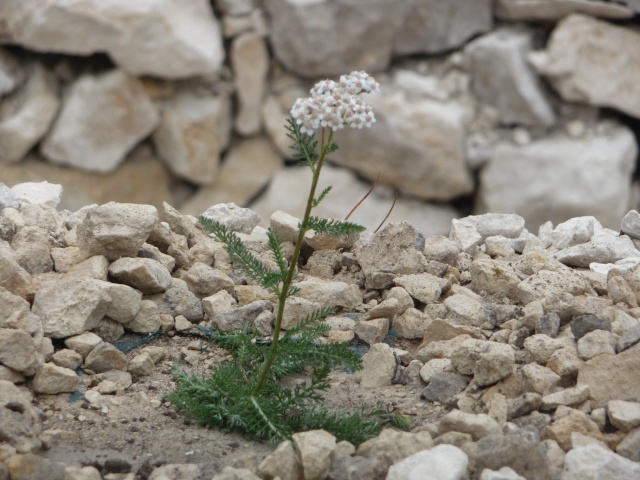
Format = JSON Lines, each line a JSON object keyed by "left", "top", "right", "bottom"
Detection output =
{"left": 2, "top": 182, "right": 640, "bottom": 480}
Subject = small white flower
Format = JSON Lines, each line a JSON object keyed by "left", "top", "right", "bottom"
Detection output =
{"left": 290, "top": 71, "right": 378, "bottom": 135}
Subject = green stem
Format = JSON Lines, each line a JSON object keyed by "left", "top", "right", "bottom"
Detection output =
{"left": 253, "top": 127, "right": 334, "bottom": 395}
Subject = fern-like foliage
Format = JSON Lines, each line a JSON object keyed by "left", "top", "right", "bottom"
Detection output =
{"left": 303, "top": 216, "right": 366, "bottom": 237}
{"left": 267, "top": 228, "right": 288, "bottom": 275}
{"left": 312, "top": 186, "right": 332, "bottom": 207}
{"left": 168, "top": 323, "right": 396, "bottom": 445}
{"left": 199, "top": 216, "right": 284, "bottom": 290}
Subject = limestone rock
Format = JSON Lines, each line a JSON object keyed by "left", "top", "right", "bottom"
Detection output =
{"left": 386, "top": 444, "right": 468, "bottom": 480}
{"left": 282, "top": 297, "right": 321, "bottom": 330}
{"left": 108, "top": 258, "right": 172, "bottom": 294}
{"left": 50, "top": 349, "right": 82, "bottom": 370}
{"left": 258, "top": 440, "right": 303, "bottom": 480}
{"left": 421, "top": 372, "right": 470, "bottom": 405}
{"left": 439, "top": 410, "right": 501, "bottom": 441}
{"left": 545, "top": 409, "right": 602, "bottom": 451}
{"left": 577, "top": 347, "right": 640, "bottom": 407}
{"left": 264, "top": 0, "right": 409, "bottom": 78}
{"left": 541, "top": 385, "right": 590, "bottom": 410}
{"left": 479, "top": 123, "right": 637, "bottom": 230}
{"left": 41, "top": 70, "right": 158, "bottom": 172}
{"left": 84, "top": 342, "right": 128, "bottom": 373}
{"left": 394, "top": 273, "right": 448, "bottom": 304}
{"left": 215, "top": 300, "right": 273, "bottom": 332}
{"left": 64, "top": 332, "right": 103, "bottom": 359}
{"left": 356, "top": 221, "right": 429, "bottom": 289}
{"left": 562, "top": 443, "right": 640, "bottom": 479}
{"left": 606, "top": 400, "right": 640, "bottom": 434}
{"left": 359, "top": 343, "right": 396, "bottom": 388}
{"left": 77, "top": 202, "right": 158, "bottom": 261}
{"left": 11, "top": 181, "right": 62, "bottom": 209}
{"left": 153, "top": 90, "right": 231, "bottom": 184}
{"left": 617, "top": 427, "right": 640, "bottom": 461}
{"left": 2, "top": 0, "right": 224, "bottom": 78}
{"left": 465, "top": 28, "right": 555, "bottom": 127}
{"left": 540, "top": 14, "right": 640, "bottom": 119}
{"left": 148, "top": 284, "right": 204, "bottom": 322}
{"left": 0, "top": 63, "right": 60, "bottom": 163}
{"left": 332, "top": 88, "right": 473, "bottom": 202}
{"left": 393, "top": 308, "right": 431, "bottom": 339}
{"left": 128, "top": 352, "right": 154, "bottom": 377}
{"left": 0, "top": 328, "right": 41, "bottom": 375}
{"left": 32, "top": 363, "right": 79, "bottom": 394}
{"left": 356, "top": 428, "right": 434, "bottom": 465}
{"left": 474, "top": 428, "right": 551, "bottom": 480}
{"left": 293, "top": 278, "right": 360, "bottom": 310}
{"left": 0, "top": 246, "right": 32, "bottom": 299}
{"left": 354, "top": 318, "right": 389, "bottom": 346}
{"left": 394, "top": 0, "right": 493, "bottom": 55}
{"left": 127, "top": 300, "right": 161, "bottom": 334}
{"left": 201, "top": 203, "right": 260, "bottom": 235}
{"left": 32, "top": 279, "right": 111, "bottom": 339}
{"left": 100, "top": 283, "right": 142, "bottom": 324}
{"left": 420, "top": 358, "right": 453, "bottom": 384}
{"left": 292, "top": 430, "right": 335, "bottom": 480}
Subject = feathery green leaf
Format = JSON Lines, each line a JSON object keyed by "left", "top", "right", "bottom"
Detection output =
{"left": 302, "top": 216, "right": 366, "bottom": 237}
{"left": 312, "top": 186, "right": 332, "bottom": 207}
{"left": 198, "top": 216, "right": 283, "bottom": 289}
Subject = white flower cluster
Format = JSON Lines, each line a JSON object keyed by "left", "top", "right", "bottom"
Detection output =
{"left": 290, "top": 71, "right": 380, "bottom": 135}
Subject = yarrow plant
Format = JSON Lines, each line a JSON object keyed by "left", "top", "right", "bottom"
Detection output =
{"left": 169, "top": 72, "right": 408, "bottom": 445}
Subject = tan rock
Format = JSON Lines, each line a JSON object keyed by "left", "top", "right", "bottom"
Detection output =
{"left": 33, "top": 363, "right": 79, "bottom": 394}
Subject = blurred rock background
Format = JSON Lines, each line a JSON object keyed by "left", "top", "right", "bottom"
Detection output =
{"left": 1, "top": 0, "right": 640, "bottom": 235}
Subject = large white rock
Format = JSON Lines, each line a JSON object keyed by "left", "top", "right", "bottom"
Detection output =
{"left": 478, "top": 122, "right": 637, "bottom": 230}
{"left": 394, "top": 0, "right": 493, "bottom": 55}
{"left": 263, "top": 0, "right": 409, "bottom": 77}
{"left": 0, "top": 63, "right": 60, "bottom": 163}
{"left": 332, "top": 88, "right": 473, "bottom": 201}
{"left": 386, "top": 444, "right": 468, "bottom": 480}
{"left": 539, "top": 14, "right": 640, "bottom": 119}
{"left": 561, "top": 443, "right": 640, "bottom": 480}
{"left": 11, "top": 181, "right": 62, "bottom": 209}
{"left": 2, "top": 0, "right": 224, "bottom": 79}
{"left": 464, "top": 28, "right": 555, "bottom": 127}
{"left": 32, "top": 279, "right": 112, "bottom": 339}
{"left": 77, "top": 202, "right": 159, "bottom": 261}
{"left": 153, "top": 90, "right": 231, "bottom": 184}
{"left": 41, "top": 70, "right": 159, "bottom": 173}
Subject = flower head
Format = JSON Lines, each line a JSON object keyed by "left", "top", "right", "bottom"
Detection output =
{"left": 290, "top": 71, "right": 379, "bottom": 135}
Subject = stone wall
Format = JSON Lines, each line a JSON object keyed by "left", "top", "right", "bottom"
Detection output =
{"left": 1, "top": 0, "right": 640, "bottom": 235}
